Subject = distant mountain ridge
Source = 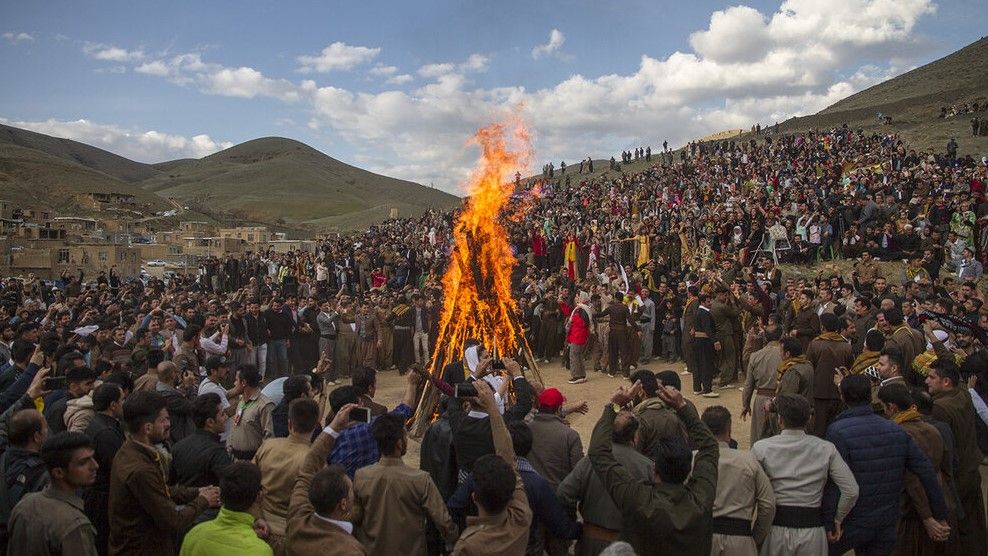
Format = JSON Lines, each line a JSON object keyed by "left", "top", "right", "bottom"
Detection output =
{"left": 0, "top": 125, "right": 459, "bottom": 231}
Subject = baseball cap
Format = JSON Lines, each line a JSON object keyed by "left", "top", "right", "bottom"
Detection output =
{"left": 537, "top": 388, "right": 566, "bottom": 411}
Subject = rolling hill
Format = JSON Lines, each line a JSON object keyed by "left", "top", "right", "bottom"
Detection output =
{"left": 777, "top": 36, "right": 988, "bottom": 153}
{"left": 138, "top": 137, "right": 459, "bottom": 229}
{"left": 0, "top": 127, "right": 458, "bottom": 231}
{"left": 554, "top": 36, "right": 988, "bottom": 182}
{"left": 0, "top": 140, "right": 172, "bottom": 214}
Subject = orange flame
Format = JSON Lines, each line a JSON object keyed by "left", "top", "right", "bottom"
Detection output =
{"left": 430, "top": 119, "right": 533, "bottom": 371}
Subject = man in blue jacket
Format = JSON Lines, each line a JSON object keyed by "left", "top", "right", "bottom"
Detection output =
{"left": 825, "top": 374, "right": 949, "bottom": 556}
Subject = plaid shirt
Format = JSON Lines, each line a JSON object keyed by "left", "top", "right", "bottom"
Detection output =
{"left": 329, "top": 403, "right": 413, "bottom": 477}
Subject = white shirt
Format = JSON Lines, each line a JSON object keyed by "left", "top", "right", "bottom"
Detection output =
{"left": 314, "top": 514, "right": 354, "bottom": 534}
{"left": 200, "top": 332, "right": 228, "bottom": 356}
{"left": 198, "top": 378, "right": 232, "bottom": 441}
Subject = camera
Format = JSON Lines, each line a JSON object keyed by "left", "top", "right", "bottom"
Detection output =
{"left": 491, "top": 359, "right": 506, "bottom": 370}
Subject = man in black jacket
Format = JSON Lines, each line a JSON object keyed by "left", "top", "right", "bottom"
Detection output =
{"left": 446, "top": 356, "right": 533, "bottom": 480}
{"left": 265, "top": 299, "right": 295, "bottom": 378}
{"left": 43, "top": 366, "right": 97, "bottom": 435}
{"left": 83, "top": 382, "right": 126, "bottom": 555}
{"left": 170, "top": 393, "right": 233, "bottom": 489}
{"left": 154, "top": 362, "right": 196, "bottom": 444}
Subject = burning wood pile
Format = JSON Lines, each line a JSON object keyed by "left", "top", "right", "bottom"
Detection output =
{"left": 411, "top": 120, "right": 543, "bottom": 436}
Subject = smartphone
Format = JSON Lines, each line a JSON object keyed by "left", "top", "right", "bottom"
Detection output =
{"left": 454, "top": 382, "right": 478, "bottom": 398}
{"left": 491, "top": 359, "right": 506, "bottom": 371}
{"left": 44, "top": 376, "right": 67, "bottom": 390}
{"left": 350, "top": 407, "right": 372, "bottom": 424}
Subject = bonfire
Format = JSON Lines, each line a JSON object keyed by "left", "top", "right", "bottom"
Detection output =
{"left": 411, "top": 119, "right": 543, "bottom": 435}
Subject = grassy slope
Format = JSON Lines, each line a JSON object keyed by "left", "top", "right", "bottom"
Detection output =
{"left": 779, "top": 36, "right": 988, "bottom": 155}
{"left": 0, "top": 142, "right": 170, "bottom": 213}
{"left": 139, "top": 137, "right": 460, "bottom": 230}
{"left": 0, "top": 123, "right": 161, "bottom": 183}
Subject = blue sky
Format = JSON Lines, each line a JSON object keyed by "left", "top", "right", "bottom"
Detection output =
{"left": 1, "top": 0, "right": 985, "bottom": 193}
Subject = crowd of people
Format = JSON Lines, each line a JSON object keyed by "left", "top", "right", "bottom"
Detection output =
{"left": 0, "top": 124, "right": 987, "bottom": 555}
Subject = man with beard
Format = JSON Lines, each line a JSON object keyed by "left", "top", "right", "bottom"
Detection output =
{"left": 108, "top": 391, "right": 221, "bottom": 556}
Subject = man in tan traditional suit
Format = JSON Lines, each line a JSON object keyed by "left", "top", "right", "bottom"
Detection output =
{"left": 701, "top": 406, "right": 775, "bottom": 556}
{"left": 741, "top": 325, "right": 783, "bottom": 445}
{"left": 252, "top": 398, "right": 319, "bottom": 554}
{"left": 286, "top": 404, "right": 367, "bottom": 556}
{"left": 352, "top": 414, "right": 458, "bottom": 555}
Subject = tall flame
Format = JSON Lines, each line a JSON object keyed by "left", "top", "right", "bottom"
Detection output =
{"left": 413, "top": 118, "right": 539, "bottom": 433}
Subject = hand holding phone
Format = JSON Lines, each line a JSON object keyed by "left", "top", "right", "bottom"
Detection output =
{"left": 454, "top": 382, "right": 478, "bottom": 398}
{"left": 350, "top": 407, "right": 372, "bottom": 423}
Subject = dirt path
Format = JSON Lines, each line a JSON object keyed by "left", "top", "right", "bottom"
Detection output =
{"left": 372, "top": 359, "right": 750, "bottom": 463}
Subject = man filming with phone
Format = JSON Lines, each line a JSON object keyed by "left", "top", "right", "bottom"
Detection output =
{"left": 446, "top": 355, "right": 533, "bottom": 482}
{"left": 325, "top": 370, "right": 423, "bottom": 478}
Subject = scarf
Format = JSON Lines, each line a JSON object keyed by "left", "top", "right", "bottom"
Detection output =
{"left": 851, "top": 350, "right": 880, "bottom": 374}
{"left": 566, "top": 298, "right": 593, "bottom": 335}
{"left": 814, "top": 332, "right": 846, "bottom": 343}
{"left": 891, "top": 406, "right": 922, "bottom": 425}
{"left": 776, "top": 354, "right": 808, "bottom": 384}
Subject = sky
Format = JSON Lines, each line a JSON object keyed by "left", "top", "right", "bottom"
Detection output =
{"left": 1, "top": 0, "right": 985, "bottom": 194}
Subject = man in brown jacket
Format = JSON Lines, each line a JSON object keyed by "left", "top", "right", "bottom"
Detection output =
{"left": 805, "top": 313, "right": 853, "bottom": 437}
{"left": 790, "top": 290, "right": 820, "bottom": 353}
{"left": 927, "top": 361, "right": 988, "bottom": 555}
{"left": 286, "top": 403, "right": 367, "bottom": 555}
{"left": 352, "top": 413, "right": 458, "bottom": 555}
{"left": 876, "top": 383, "right": 957, "bottom": 553}
{"left": 882, "top": 307, "right": 924, "bottom": 371}
{"left": 527, "top": 387, "right": 584, "bottom": 490}
{"left": 452, "top": 380, "right": 532, "bottom": 555}
{"left": 108, "top": 391, "right": 220, "bottom": 556}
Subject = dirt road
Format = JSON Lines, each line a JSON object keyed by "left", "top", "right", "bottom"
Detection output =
{"left": 372, "top": 359, "right": 751, "bottom": 463}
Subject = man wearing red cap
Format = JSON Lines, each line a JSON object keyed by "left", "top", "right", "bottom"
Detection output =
{"left": 528, "top": 388, "right": 584, "bottom": 491}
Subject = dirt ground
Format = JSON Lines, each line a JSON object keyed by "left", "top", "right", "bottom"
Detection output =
{"left": 372, "top": 358, "right": 749, "bottom": 464}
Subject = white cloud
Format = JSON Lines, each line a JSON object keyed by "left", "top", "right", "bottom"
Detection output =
{"left": 296, "top": 41, "right": 381, "bottom": 73}
{"left": 78, "top": 0, "right": 938, "bottom": 191}
{"left": 417, "top": 63, "right": 455, "bottom": 78}
{"left": 130, "top": 53, "right": 300, "bottom": 101}
{"left": 2, "top": 32, "right": 34, "bottom": 44}
{"left": 386, "top": 74, "right": 414, "bottom": 85}
{"left": 369, "top": 64, "right": 397, "bottom": 77}
{"left": 460, "top": 54, "right": 489, "bottom": 73}
{"left": 0, "top": 117, "right": 233, "bottom": 161}
{"left": 204, "top": 66, "right": 300, "bottom": 102}
{"left": 532, "top": 29, "right": 566, "bottom": 59}
{"left": 83, "top": 42, "right": 146, "bottom": 63}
